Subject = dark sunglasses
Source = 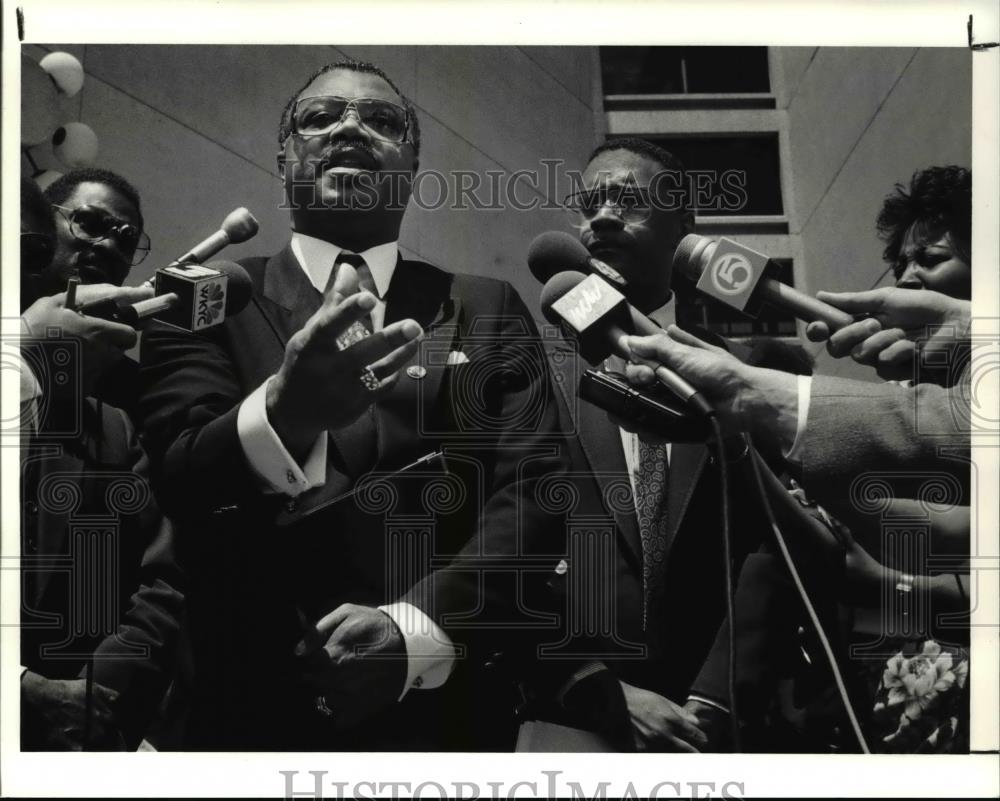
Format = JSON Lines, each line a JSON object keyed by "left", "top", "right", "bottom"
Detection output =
{"left": 291, "top": 95, "right": 409, "bottom": 144}
{"left": 52, "top": 204, "right": 151, "bottom": 266}
{"left": 563, "top": 185, "right": 654, "bottom": 223}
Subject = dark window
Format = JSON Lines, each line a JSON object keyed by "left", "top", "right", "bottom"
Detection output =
{"left": 675, "top": 259, "right": 799, "bottom": 338}
{"left": 601, "top": 46, "right": 770, "bottom": 95}
{"left": 610, "top": 134, "right": 783, "bottom": 217}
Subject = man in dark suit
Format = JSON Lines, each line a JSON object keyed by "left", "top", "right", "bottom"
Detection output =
{"left": 535, "top": 139, "right": 767, "bottom": 751}
{"left": 18, "top": 175, "right": 183, "bottom": 750}
{"left": 138, "top": 59, "right": 566, "bottom": 750}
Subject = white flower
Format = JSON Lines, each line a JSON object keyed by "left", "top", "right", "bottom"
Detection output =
{"left": 881, "top": 641, "right": 958, "bottom": 720}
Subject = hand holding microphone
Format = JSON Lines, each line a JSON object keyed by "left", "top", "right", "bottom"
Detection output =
{"left": 539, "top": 270, "right": 713, "bottom": 417}
{"left": 78, "top": 207, "right": 260, "bottom": 332}
{"left": 621, "top": 326, "right": 801, "bottom": 452}
{"left": 21, "top": 283, "right": 156, "bottom": 395}
{"left": 804, "top": 287, "right": 971, "bottom": 382}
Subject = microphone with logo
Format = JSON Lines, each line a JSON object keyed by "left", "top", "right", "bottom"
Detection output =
{"left": 540, "top": 270, "right": 715, "bottom": 438}
{"left": 78, "top": 207, "right": 259, "bottom": 332}
{"left": 672, "top": 234, "right": 854, "bottom": 331}
{"left": 79, "top": 260, "right": 253, "bottom": 332}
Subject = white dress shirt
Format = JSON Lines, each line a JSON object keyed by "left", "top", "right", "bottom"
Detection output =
{"left": 235, "top": 231, "right": 455, "bottom": 697}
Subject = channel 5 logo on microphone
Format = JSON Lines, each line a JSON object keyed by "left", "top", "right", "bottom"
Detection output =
{"left": 694, "top": 237, "right": 770, "bottom": 313}
{"left": 710, "top": 252, "right": 754, "bottom": 295}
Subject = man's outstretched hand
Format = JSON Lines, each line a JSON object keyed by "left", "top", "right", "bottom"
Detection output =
{"left": 266, "top": 264, "right": 423, "bottom": 459}
{"left": 804, "top": 287, "right": 970, "bottom": 382}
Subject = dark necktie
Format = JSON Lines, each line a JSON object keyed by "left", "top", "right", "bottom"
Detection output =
{"left": 327, "top": 252, "right": 379, "bottom": 475}
{"left": 329, "top": 252, "right": 375, "bottom": 334}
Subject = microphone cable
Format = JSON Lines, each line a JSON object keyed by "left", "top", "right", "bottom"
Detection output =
{"left": 707, "top": 415, "right": 742, "bottom": 752}
{"left": 746, "top": 446, "right": 870, "bottom": 753}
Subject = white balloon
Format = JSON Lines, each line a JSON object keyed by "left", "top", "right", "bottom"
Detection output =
{"left": 39, "top": 51, "right": 85, "bottom": 97}
{"left": 53, "top": 122, "right": 99, "bottom": 168}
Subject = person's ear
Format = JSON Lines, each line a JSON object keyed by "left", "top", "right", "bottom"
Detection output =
{"left": 276, "top": 151, "right": 286, "bottom": 181}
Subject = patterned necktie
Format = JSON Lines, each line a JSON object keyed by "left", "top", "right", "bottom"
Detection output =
{"left": 634, "top": 437, "right": 670, "bottom": 652}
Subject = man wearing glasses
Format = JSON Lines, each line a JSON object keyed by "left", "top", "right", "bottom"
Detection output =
{"left": 540, "top": 139, "right": 772, "bottom": 751}
{"left": 24, "top": 168, "right": 152, "bottom": 417}
{"left": 138, "top": 59, "right": 565, "bottom": 750}
{"left": 17, "top": 175, "right": 182, "bottom": 750}
{"left": 38, "top": 168, "right": 150, "bottom": 294}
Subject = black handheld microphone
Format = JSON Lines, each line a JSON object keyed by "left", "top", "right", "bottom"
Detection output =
{"left": 80, "top": 260, "right": 253, "bottom": 331}
{"left": 528, "top": 231, "right": 628, "bottom": 288}
{"left": 540, "top": 270, "right": 714, "bottom": 418}
{"left": 672, "top": 234, "right": 854, "bottom": 331}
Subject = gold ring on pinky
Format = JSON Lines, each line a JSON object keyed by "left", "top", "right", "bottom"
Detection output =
{"left": 359, "top": 366, "right": 380, "bottom": 391}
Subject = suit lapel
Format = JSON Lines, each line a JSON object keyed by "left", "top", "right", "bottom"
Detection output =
{"left": 258, "top": 244, "right": 324, "bottom": 347}
{"left": 663, "top": 442, "right": 709, "bottom": 558}
{"left": 552, "top": 346, "right": 643, "bottom": 572}
{"left": 375, "top": 259, "right": 459, "bottom": 469}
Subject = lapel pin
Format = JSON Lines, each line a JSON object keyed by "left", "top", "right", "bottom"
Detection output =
{"left": 406, "top": 365, "right": 427, "bottom": 380}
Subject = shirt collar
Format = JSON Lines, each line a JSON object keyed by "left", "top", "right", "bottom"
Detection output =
{"left": 289, "top": 231, "right": 398, "bottom": 298}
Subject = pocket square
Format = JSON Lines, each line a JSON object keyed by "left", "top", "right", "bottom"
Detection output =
{"left": 445, "top": 350, "right": 469, "bottom": 365}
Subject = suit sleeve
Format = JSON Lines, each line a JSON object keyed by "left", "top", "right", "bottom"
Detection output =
{"left": 86, "top": 409, "right": 185, "bottom": 749}
{"left": 138, "top": 319, "right": 257, "bottom": 518}
{"left": 796, "top": 375, "right": 970, "bottom": 503}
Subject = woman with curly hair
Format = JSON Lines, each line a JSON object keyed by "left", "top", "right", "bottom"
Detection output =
{"left": 878, "top": 165, "right": 971, "bottom": 300}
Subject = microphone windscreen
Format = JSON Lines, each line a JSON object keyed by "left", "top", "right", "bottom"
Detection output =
{"left": 204, "top": 260, "right": 253, "bottom": 315}
{"left": 671, "top": 233, "right": 714, "bottom": 281}
{"left": 539, "top": 270, "right": 588, "bottom": 325}
{"left": 527, "top": 231, "right": 591, "bottom": 283}
{"left": 220, "top": 208, "right": 259, "bottom": 244}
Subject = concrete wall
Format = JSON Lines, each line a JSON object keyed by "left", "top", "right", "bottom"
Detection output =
{"left": 23, "top": 44, "right": 601, "bottom": 324}
{"left": 771, "top": 46, "right": 972, "bottom": 380}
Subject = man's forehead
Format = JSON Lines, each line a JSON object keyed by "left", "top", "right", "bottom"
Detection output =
{"left": 65, "top": 181, "right": 139, "bottom": 222}
{"left": 582, "top": 151, "right": 660, "bottom": 188}
{"left": 299, "top": 68, "right": 400, "bottom": 103}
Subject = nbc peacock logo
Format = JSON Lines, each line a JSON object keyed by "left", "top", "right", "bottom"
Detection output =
{"left": 194, "top": 280, "right": 227, "bottom": 329}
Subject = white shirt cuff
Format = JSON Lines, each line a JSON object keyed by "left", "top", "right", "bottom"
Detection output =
{"left": 784, "top": 374, "right": 812, "bottom": 464}
{"left": 378, "top": 602, "right": 456, "bottom": 700}
{"left": 686, "top": 693, "right": 731, "bottom": 715}
{"left": 236, "top": 378, "right": 327, "bottom": 496}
